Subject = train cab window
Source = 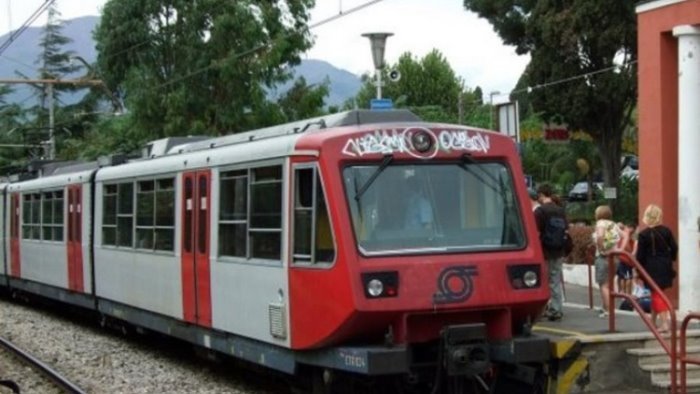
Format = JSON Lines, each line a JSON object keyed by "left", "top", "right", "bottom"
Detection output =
{"left": 218, "top": 165, "right": 282, "bottom": 261}
{"left": 293, "top": 167, "right": 335, "bottom": 265}
{"left": 343, "top": 163, "right": 525, "bottom": 255}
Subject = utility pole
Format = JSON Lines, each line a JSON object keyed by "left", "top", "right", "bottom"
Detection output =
{"left": 0, "top": 78, "right": 104, "bottom": 160}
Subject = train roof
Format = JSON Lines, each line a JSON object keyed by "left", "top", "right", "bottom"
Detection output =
{"left": 163, "top": 109, "right": 421, "bottom": 156}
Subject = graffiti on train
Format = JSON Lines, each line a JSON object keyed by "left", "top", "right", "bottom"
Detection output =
{"left": 341, "top": 127, "right": 491, "bottom": 159}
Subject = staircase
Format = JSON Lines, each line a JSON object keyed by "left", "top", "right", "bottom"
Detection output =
{"left": 626, "top": 331, "right": 700, "bottom": 392}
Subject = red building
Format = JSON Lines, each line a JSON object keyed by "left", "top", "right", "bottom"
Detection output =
{"left": 637, "top": 0, "right": 700, "bottom": 310}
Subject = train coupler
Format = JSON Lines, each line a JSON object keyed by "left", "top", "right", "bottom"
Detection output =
{"left": 440, "top": 323, "right": 490, "bottom": 377}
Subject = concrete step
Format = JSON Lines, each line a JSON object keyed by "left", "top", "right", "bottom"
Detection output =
{"left": 641, "top": 362, "right": 700, "bottom": 381}
{"left": 628, "top": 345, "right": 700, "bottom": 356}
{"left": 651, "top": 377, "right": 700, "bottom": 392}
{"left": 643, "top": 334, "right": 700, "bottom": 348}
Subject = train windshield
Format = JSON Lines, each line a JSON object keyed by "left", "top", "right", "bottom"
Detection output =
{"left": 342, "top": 162, "right": 525, "bottom": 255}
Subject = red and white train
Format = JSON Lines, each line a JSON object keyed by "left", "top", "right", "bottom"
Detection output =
{"left": 0, "top": 110, "right": 551, "bottom": 393}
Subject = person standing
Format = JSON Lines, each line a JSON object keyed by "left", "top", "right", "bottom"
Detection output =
{"left": 534, "top": 184, "right": 568, "bottom": 321}
{"left": 635, "top": 204, "right": 677, "bottom": 333}
{"left": 592, "top": 205, "right": 630, "bottom": 318}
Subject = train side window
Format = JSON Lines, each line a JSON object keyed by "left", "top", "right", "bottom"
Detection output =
{"left": 154, "top": 178, "right": 175, "bottom": 251}
{"left": 117, "top": 182, "right": 134, "bottom": 247}
{"left": 22, "top": 194, "right": 41, "bottom": 240}
{"left": 250, "top": 166, "right": 282, "bottom": 260}
{"left": 53, "top": 191, "right": 64, "bottom": 241}
{"left": 293, "top": 167, "right": 335, "bottom": 265}
{"left": 219, "top": 170, "right": 248, "bottom": 257}
{"left": 102, "top": 184, "right": 118, "bottom": 246}
{"left": 136, "top": 180, "right": 155, "bottom": 250}
{"left": 40, "top": 190, "right": 63, "bottom": 242}
{"left": 135, "top": 178, "right": 175, "bottom": 252}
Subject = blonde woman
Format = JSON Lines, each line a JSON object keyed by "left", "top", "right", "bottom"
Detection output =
{"left": 592, "top": 205, "right": 630, "bottom": 317}
{"left": 635, "top": 204, "right": 677, "bottom": 333}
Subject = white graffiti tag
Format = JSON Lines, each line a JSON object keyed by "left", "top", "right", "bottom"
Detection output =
{"left": 438, "top": 130, "right": 490, "bottom": 153}
{"left": 341, "top": 127, "right": 490, "bottom": 158}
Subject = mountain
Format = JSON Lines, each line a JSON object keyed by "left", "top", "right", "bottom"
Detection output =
{"left": 0, "top": 16, "right": 360, "bottom": 108}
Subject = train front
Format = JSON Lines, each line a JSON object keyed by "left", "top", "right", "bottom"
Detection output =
{"left": 290, "top": 123, "right": 550, "bottom": 388}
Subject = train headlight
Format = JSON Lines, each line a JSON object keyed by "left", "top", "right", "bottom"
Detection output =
{"left": 507, "top": 265, "right": 541, "bottom": 289}
{"left": 523, "top": 270, "right": 538, "bottom": 288}
{"left": 361, "top": 271, "right": 399, "bottom": 299}
{"left": 367, "top": 279, "right": 384, "bottom": 297}
{"left": 411, "top": 131, "right": 434, "bottom": 153}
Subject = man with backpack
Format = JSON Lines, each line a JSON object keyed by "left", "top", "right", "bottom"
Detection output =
{"left": 534, "top": 183, "right": 570, "bottom": 321}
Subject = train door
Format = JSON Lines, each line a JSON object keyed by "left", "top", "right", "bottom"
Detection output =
{"left": 67, "top": 185, "right": 84, "bottom": 292}
{"left": 180, "top": 171, "right": 212, "bottom": 327}
{"left": 9, "top": 193, "right": 20, "bottom": 277}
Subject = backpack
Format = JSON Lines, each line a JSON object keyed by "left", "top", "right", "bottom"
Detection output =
{"left": 541, "top": 214, "right": 567, "bottom": 250}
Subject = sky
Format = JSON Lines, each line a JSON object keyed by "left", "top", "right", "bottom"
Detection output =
{"left": 0, "top": 0, "right": 529, "bottom": 96}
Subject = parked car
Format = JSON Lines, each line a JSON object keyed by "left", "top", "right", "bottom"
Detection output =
{"left": 568, "top": 181, "right": 603, "bottom": 201}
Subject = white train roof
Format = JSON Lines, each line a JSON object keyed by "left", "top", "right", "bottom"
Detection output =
{"left": 7, "top": 169, "right": 96, "bottom": 193}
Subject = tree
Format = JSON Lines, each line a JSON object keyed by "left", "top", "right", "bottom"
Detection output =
{"left": 277, "top": 76, "right": 329, "bottom": 122}
{"left": 464, "top": 0, "right": 637, "bottom": 191}
{"left": 23, "top": 2, "right": 82, "bottom": 160}
{"left": 351, "top": 50, "right": 466, "bottom": 123}
{"left": 94, "top": 0, "right": 315, "bottom": 144}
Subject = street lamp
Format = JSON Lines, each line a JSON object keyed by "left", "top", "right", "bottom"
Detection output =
{"left": 70, "top": 55, "right": 125, "bottom": 115}
{"left": 362, "top": 32, "right": 393, "bottom": 100}
{"left": 489, "top": 90, "right": 501, "bottom": 130}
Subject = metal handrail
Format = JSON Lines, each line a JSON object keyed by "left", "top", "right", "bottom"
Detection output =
{"left": 606, "top": 251, "right": 678, "bottom": 393}
{"left": 680, "top": 313, "right": 700, "bottom": 394}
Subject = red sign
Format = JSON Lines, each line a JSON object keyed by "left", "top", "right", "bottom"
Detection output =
{"left": 543, "top": 125, "right": 570, "bottom": 142}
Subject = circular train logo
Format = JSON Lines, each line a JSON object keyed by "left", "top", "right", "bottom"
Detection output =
{"left": 433, "top": 266, "right": 478, "bottom": 304}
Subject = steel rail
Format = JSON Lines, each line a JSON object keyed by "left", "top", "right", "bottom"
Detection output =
{"left": 0, "top": 334, "right": 87, "bottom": 394}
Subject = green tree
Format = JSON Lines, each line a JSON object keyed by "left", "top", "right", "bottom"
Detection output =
{"left": 277, "top": 76, "right": 329, "bottom": 122}
{"left": 95, "top": 0, "right": 315, "bottom": 144}
{"left": 351, "top": 50, "right": 466, "bottom": 122}
{"left": 464, "top": 0, "right": 637, "bottom": 192}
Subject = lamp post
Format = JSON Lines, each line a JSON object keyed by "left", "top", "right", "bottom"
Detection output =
{"left": 70, "top": 55, "right": 125, "bottom": 115}
{"left": 362, "top": 32, "right": 393, "bottom": 100}
{"left": 489, "top": 90, "right": 501, "bottom": 130}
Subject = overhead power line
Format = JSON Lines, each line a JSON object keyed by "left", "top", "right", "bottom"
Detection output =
{"left": 0, "top": 0, "right": 56, "bottom": 57}
{"left": 510, "top": 60, "right": 638, "bottom": 96}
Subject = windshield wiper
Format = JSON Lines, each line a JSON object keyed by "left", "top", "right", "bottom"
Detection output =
{"left": 458, "top": 154, "right": 504, "bottom": 196}
{"left": 354, "top": 154, "right": 394, "bottom": 201}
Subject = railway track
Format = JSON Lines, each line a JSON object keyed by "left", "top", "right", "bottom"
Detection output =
{"left": 0, "top": 334, "right": 87, "bottom": 394}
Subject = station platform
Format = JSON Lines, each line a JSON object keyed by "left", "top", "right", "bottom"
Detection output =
{"left": 533, "top": 284, "right": 700, "bottom": 393}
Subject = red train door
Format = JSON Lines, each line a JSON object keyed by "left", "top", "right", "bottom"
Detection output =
{"left": 9, "top": 193, "right": 20, "bottom": 277}
{"left": 66, "top": 185, "right": 84, "bottom": 292}
{"left": 180, "top": 171, "right": 212, "bottom": 327}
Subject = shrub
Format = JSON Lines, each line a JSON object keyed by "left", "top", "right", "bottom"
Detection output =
{"left": 567, "top": 225, "right": 594, "bottom": 265}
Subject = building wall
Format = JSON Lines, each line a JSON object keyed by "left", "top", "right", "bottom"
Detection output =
{"left": 637, "top": 0, "right": 700, "bottom": 306}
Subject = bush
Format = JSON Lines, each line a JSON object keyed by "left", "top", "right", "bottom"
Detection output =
{"left": 567, "top": 225, "right": 594, "bottom": 265}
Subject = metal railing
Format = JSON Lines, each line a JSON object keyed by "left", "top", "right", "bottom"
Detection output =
{"left": 605, "top": 251, "right": 678, "bottom": 393}
{"left": 680, "top": 313, "right": 700, "bottom": 393}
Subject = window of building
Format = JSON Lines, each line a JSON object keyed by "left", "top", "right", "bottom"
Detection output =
{"left": 219, "top": 165, "right": 282, "bottom": 261}
{"left": 293, "top": 167, "right": 335, "bottom": 264}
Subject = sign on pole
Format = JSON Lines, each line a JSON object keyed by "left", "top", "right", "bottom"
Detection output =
{"left": 370, "top": 98, "right": 393, "bottom": 111}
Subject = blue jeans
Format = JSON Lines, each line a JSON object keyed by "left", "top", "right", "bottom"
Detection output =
{"left": 547, "top": 256, "right": 565, "bottom": 314}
